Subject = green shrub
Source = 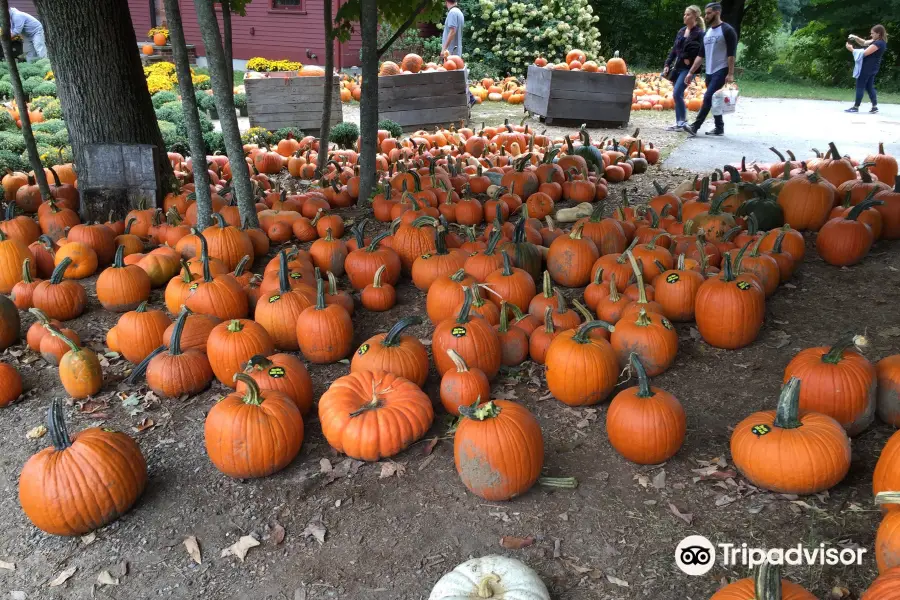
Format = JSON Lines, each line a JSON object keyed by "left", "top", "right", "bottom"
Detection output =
{"left": 0, "top": 149, "right": 27, "bottom": 172}
{"left": 233, "top": 93, "right": 247, "bottom": 109}
{"left": 32, "top": 119, "right": 66, "bottom": 134}
{"left": 198, "top": 93, "right": 217, "bottom": 112}
{"left": 377, "top": 119, "right": 402, "bottom": 139}
{"left": 194, "top": 77, "right": 211, "bottom": 91}
{"left": 329, "top": 122, "right": 359, "bottom": 149}
{"left": 32, "top": 59, "right": 52, "bottom": 78}
{"left": 0, "top": 111, "right": 15, "bottom": 132}
{"left": 21, "top": 76, "right": 44, "bottom": 96}
{"left": 152, "top": 91, "right": 178, "bottom": 109}
{"left": 42, "top": 146, "right": 73, "bottom": 167}
{"left": 31, "top": 81, "right": 56, "bottom": 98}
{"left": 48, "top": 129, "right": 69, "bottom": 147}
{"left": 157, "top": 120, "right": 180, "bottom": 148}
{"left": 272, "top": 127, "right": 304, "bottom": 145}
{"left": 242, "top": 127, "right": 273, "bottom": 146}
{"left": 0, "top": 81, "right": 13, "bottom": 100}
{"left": 17, "top": 63, "right": 41, "bottom": 80}
{"left": 168, "top": 140, "right": 191, "bottom": 155}
{"left": 32, "top": 97, "right": 62, "bottom": 120}
{"left": 31, "top": 144, "right": 54, "bottom": 166}
{"left": 203, "top": 131, "right": 226, "bottom": 154}
{"left": 0, "top": 131, "right": 26, "bottom": 154}
{"left": 32, "top": 131, "right": 53, "bottom": 146}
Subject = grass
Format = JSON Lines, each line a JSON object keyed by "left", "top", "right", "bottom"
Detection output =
{"left": 736, "top": 77, "right": 900, "bottom": 104}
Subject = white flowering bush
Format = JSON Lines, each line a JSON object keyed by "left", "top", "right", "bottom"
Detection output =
{"left": 460, "top": 0, "right": 601, "bottom": 77}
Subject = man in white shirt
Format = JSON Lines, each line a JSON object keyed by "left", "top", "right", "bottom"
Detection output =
{"left": 9, "top": 7, "right": 46, "bottom": 62}
{"left": 682, "top": 3, "right": 737, "bottom": 137}
{"left": 441, "top": 0, "right": 464, "bottom": 59}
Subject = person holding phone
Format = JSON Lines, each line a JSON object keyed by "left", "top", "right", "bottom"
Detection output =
{"left": 662, "top": 5, "right": 706, "bottom": 131}
{"left": 845, "top": 25, "right": 888, "bottom": 114}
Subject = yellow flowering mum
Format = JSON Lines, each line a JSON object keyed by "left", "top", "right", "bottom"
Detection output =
{"left": 246, "top": 57, "right": 302, "bottom": 72}
{"left": 44, "top": 70, "right": 54, "bottom": 81}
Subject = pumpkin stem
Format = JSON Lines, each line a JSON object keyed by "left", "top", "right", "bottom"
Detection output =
{"left": 126, "top": 345, "right": 165, "bottom": 384}
{"left": 382, "top": 315, "right": 422, "bottom": 347}
{"left": 197, "top": 232, "right": 214, "bottom": 283}
{"left": 500, "top": 250, "right": 514, "bottom": 277}
{"left": 28, "top": 307, "right": 50, "bottom": 325}
{"left": 633, "top": 307, "right": 653, "bottom": 327}
{"left": 226, "top": 319, "right": 245, "bottom": 334}
{"left": 754, "top": 561, "right": 782, "bottom": 600}
{"left": 233, "top": 255, "right": 251, "bottom": 277}
{"left": 847, "top": 196, "right": 884, "bottom": 221}
{"left": 607, "top": 273, "right": 621, "bottom": 302}
{"left": 446, "top": 348, "right": 471, "bottom": 373}
{"left": 554, "top": 288, "right": 568, "bottom": 315}
{"left": 572, "top": 299, "right": 593, "bottom": 323}
{"left": 366, "top": 231, "right": 391, "bottom": 252}
{"left": 135, "top": 301, "right": 149, "bottom": 313}
{"left": 314, "top": 270, "right": 326, "bottom": 310}
{"left": 44, "top": 324, "right": 79, "bottom": 353}
{"left": 625, "top": 251, "right": 649, "bottom": 304}
{"left": 233, "top": 373, "right": 264, "bottom": 405}
{"left": 538, "top": 476, "right": 579, "bottom": 489}
{"left": 720, "top": 252, "right": 736, "bottom": 282}
{"left": 178, "top": 259, "right": 193, "bottom": 283}
{"left": 20, "top": 258, "right": 34, "bottom": 284}
{"left": 572, "top": 320, "right": 614, "bottom": 344}
{"left": 349, "top": 381, "right": 383, "bottom": 417}
{"left": 484, "top": 229, "right": 502, "bottom": 255}
{"left": 822, "top": 333, "right": 867, "bottom": 364}
{"left": 629, "top": 352, "right": 654, "bottom": 398}
{"left": 168, "top": 308, "right": 191, "bottom": 356}
{"left": 474, "top": 574, "right": 501, "bottom": 598}
{"left": 371, "top": 264, "right": 386, "bottom": 288}
{"left": 773, "top": 377, "right": 803, "bottom": 430}
{"left": 569, "top": 221, "right": 586, "bottom": 241}
{"left": 458, "top": 399, "right": 501, "bottom": 421}
{"left": 875, "top": 491, "right": 900, "bottom": 506}
{"left": 46, "top": 399, "right": 73, "bottom": 451}
{"left": 123, "top": 217, "right": 136, "bottom": 235}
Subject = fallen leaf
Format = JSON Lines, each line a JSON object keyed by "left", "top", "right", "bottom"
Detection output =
{"left": 184, "top": 536, "right": 202, "bottom": 564}
{"left": 220, "top": 535, "right": 259, "bottom": 561}
{"left": 26, "top": 425, "right": 47, "bottom": 439}
{"left": 9, "top": 592, "right": 25, "bottom": 600}
{"left": 104, "top": 351, "right": 120, "bottom": 359}
{"left": 132, "top": 417, "right": 155, "bottom": 433}
{"left": 553, "top": 539, "right": 561, "bottom": 559}
{"left": 769, "top": 331, "right": 791, "bottom": 349}
{"left": 668, "top": 503, "right": 693, "bottom": 525}
{"left": 493, "top": 389, "right": 517, "bottom": 400}
{"left": 78, "top": 399, "right": 109, "bottom": 414}
{"left": 499, "top": 535, "right": 534, "bottom": 550}
{"left": 878, "top": 327, "right": 900, "bottom": 338}
{"left": 270, "top": 522, "right": 285, "bottom": 545}
{"left": 567, "top": 562, "right": 592, "bottom": 574}
{"left": 634, "top": 474, "right": 650, "bottom": 488}
{"left": 421, "top": 437, "right": 439, "bottom": 456}
{"left": 0, "top": 559, "right": 15, "bottom": 571}
{"left": 652, "top": 470, "right": 666, "bottom": 489}
{"left": 294, "top": 587, "right": 307, "bottom": 600}
{"left": 81, "top": 533, "right": 96, "bottom": 546}
{"left": 48, "top": 566, "right": 76, "bottom": 587}
{"left": 379, "top": 462, "right": 406, "bottom": 479}
{"left": 97, "top": 571, "right": 119, "bottom": 586}
{"left": 688, "top": 327, "right": 701, "bottom": 341}
{"left": 319, "top": 458, "right": 332, "bottom": 473}
{"left": 301, "top": 517, "right": 327, "bottom": 545}
{"left": 607, "top": 575, "right": 629, "bottom": 587}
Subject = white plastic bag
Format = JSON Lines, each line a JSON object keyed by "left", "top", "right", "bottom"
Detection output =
{"left": 712, "top": 87, "right": 739, "bottom": 115}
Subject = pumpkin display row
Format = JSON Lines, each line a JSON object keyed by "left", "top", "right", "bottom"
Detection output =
{"left": 2, "top": 120, "right": 900, "bottom": 598}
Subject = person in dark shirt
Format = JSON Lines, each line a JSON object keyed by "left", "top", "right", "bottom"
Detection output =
{"left": 662, "top": 5, "right": 706, "bottom": 130}
{"left": 682, "top": 2, "right": 738, "bottom": 137}
{"left": 845, "top": 24, "right": 888, "bottom": 114}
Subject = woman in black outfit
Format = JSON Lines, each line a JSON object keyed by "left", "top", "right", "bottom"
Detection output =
{"left": 846, "top": 24, "right": 888, "bottom": 114}
{"left": 663, "top": 5, "right": 706, "bottom": 130}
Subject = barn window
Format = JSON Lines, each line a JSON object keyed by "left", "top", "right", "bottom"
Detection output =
{"left": 271, "top": 0, "right": 303, "bottom": 9}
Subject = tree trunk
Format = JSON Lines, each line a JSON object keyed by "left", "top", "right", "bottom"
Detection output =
{"left": 164, "top": 0, "right": 212, "bottom": 229}
{"left": 32, "top": 0, "right": 176, "bottom": 222}
{"left": 193, "top": 0, "right": 257, "bottom": 228}
{"left": 221, "top": 1, "right": 234, "bottom": 88}
{"left": 357, "top": 0, "right": 379, "bottom": 203}
{"left": 0, "top": 0, "right": 50, "bottom": 199}
{"left": 721, "top": 0, "right": 747, "bottom": 39}
{"left": 316, "top": 0, "right": 334, "bottom": 178}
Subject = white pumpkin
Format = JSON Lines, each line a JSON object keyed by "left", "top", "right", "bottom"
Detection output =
{"left": 429, "top": 555, "right": 550, "bottom": 600}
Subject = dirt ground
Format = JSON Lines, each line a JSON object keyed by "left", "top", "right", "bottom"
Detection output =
{"left": 1, "top": 109, "right": 897, "bottom": 600}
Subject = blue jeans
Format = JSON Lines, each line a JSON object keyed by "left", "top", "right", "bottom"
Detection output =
{"left": 692, "top": 67, "right": 729, "bottom": 131}
{"left": 855, "top": 72, "right": 877, "bottom": 106}
{"left": 673, "top": 68, "right": 690, "bottom": 125}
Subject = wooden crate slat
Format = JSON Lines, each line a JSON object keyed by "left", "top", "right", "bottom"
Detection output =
{"left": 548, "top": 69, "right": 635, "bottom": 93}
{"left": 377, "top": 70, "right": 466, "bottom": 88}
{"left": 546, "top": 98, "right": 631, "bottom": 122}
{"left": 381, "top": 94, "right": 466, "bottom": 113}
{"left": 524, "top": 92, "right": 549, "bottom": 117}
{"left": 381, "top": 105, "right": 469, "bottom": 128}
{"left": 379, "top": 83, "right": 467, "bottom": 102}
{"left": 249, "top": 115, "right": 342, "bottom": 130}
{"left": 549, "top": 89, "right": 632, "bottom": 103}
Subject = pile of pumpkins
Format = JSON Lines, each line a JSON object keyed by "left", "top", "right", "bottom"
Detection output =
{"left": 379, "top": 53, "right": 465, "bottom": 77}
{"left": 2, "top": 119, "right": 900, "bottom": 598}
{"left": 534, "top": 48, "right": 628, "bottom": 75}
{"left": 632, "top": 72, "right": 717, "bottom": 112}
{"left": 469, "top": 76, "right": 525, "bottom": 105}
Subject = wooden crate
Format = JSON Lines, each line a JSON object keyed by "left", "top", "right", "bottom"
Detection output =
{"left": 378, "top": 70, "right": 469, "bottom": 131}
{"left": 245, "top": 73, "right": 343, "bottom": 131}
{"left": 524, "top": 65, "right": 635, "bottom": 127}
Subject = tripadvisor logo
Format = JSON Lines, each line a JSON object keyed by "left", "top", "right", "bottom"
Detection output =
{"left": 675, "top": 535, "right": 867, "bottom": 576}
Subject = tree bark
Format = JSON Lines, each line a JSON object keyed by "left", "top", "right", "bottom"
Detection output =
{"left": 0, "top": 0, "right": 50, "bottom": 199}
{"left": 32, "top": 0, "right": 176, "bottom": 222}
{"left": 164, "top": 0, "right": 212, "bottom": 229}
{"left": 721, "top": 0, "right": 747, "bottom": 40}
{"left": 221, "top": 0, "right": 234, "bottom": 88}
{"left": 316, "top": 0, "right": 334, "bottom": 178}
{"left": 357, "top": 0, "right": 379, "bottom": 203}
{"left": 193, "top": 0, "right": 257, "bottom": 228}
